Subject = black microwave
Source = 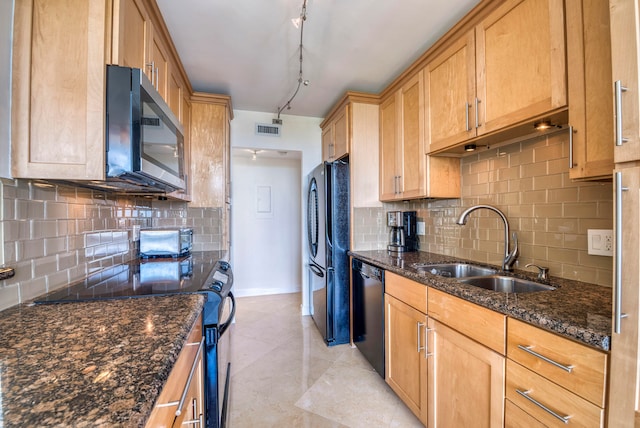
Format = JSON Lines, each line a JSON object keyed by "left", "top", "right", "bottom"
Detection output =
{"left": 105, "top": 65, "right": 185, "bottom": 193}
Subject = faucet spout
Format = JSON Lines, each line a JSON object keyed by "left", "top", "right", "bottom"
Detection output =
{"left": 456, "top": 204, "right": 519, "bottom": 271}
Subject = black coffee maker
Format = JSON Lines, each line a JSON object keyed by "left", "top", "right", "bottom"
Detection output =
{"left": 403, "top": 211, "right": 419, "bottom": 252}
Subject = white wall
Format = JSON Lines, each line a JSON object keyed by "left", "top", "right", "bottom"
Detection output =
{"left": 231, "top": 155, "right": 301, "bottom": 296}
{"left": 0, "top": 0, "right": 14, "bottom": 179}
{"left": 230, "top": 110, "right": 322, "bottom": 314}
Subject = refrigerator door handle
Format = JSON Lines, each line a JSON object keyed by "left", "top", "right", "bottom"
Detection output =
{"left": 309, "top": 263, "right": 324, "bottom": 277}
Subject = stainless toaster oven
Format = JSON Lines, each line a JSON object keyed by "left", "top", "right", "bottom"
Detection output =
{"left": 139, "top": 228, "right": 193, "bottom": 258}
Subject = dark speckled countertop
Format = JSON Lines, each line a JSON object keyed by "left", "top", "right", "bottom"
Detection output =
{"left": 0, "top": 294, "right": 205, "bottom": 427}
{"left": 351, "top": 250, "right": 612, "bottom": 351}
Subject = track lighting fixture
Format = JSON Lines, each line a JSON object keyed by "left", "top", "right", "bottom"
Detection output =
{"left": 276, "top": 0, "right": 309, "bottom": 119}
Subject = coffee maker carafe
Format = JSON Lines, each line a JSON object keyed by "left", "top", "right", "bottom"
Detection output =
{"left": 387, "top": 211, "right": 405, "bottom": 253}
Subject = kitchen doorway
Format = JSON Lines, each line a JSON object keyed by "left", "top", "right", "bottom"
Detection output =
{"left": 231, "top": 148, "right": 302, "bottom": 296}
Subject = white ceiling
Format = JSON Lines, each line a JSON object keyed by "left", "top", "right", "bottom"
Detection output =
{"left": 155, "top": 0, "right": 480, "bottom": 119}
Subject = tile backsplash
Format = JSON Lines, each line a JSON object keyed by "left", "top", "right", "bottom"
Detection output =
{"left": 353, "top": 132, "right": 614, "bottom": 287}
{"left": 0, "top": 178, "right": 223, "bottom": 310}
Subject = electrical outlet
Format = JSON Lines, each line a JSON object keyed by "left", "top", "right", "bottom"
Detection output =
{"left": 587, "top": 229, "right": 613, "bottom": 256}
{"left": 417, "top": 221, "right": 426, "bottom": 236}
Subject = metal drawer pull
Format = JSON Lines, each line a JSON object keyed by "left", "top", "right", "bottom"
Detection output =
{"left": 465, "top": 102, "right": 471, "bottom": 131}
{"left": 517, "top": 345, "right": 574, "bottom": 373}
{"left": 516, "top": 389, "right": 571, "bottom": 424}
{"left": 176, "top": 338, "right": 204, "bottom": 416}
{"left": 475, "top": 98, "right": 481, "bottom": 128}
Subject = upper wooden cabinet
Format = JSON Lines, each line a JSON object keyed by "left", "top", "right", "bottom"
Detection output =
{"left": 427, "top": 0, "right": 567, "bottom": 154}
{"left": 321, "top": 104, "right": 349, "bottom": 162}
{"left": 111, "top": 0, "right": 150, "bottom": 72}
{"left": 610, "top": 0, "right": 640, "bottom": 163}
{"left": 380, "top": 71, "right": 460, "bottom": 202}
{"left": 189, "top": 93, "right": 233, "bottom": 208}
{"left": 11, "top": 0, "right": 108, "bottom": 180}
{"left": 566, "top": 0, "right": 614, "bottom": 180}
{"left": 11, "top": 0, "right": 193, "bottom": 185}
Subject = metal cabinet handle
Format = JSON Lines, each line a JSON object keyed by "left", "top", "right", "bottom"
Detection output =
{"left": 155, "top": 66, "right": 159, "bottom": 90}
{"left": 146, "top": 61, "right": 156, "bottom": 86}
{"left": 465, "top": 102, "right": 471, "bottom": 131}
{"left": 175, "top": 338, "right": 204, "bottom": 416}
{"left": 517, "top": 345, "right": 574, "bottom": 373}
{"left": 417, "top": 322, "right": 425, "bottom": 353}
{"left": 516, "top": 389, "right": 571, "bottom": 424}
{"left": 475, "top": 98, "right": 481, "bottom": 128}
{"left": 614, "top": 171, "right": 629, "bottom": 333}
{"left": 568, "top": 126, "right": 575, "bottom": 169}
{"left": 614, "top": 80, "right": 629, "bottom": 146}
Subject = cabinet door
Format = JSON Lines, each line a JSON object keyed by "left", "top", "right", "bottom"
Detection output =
{"left": 333, "top": 106, "right": 349, "bottom": 160}
{"left": 425, "top": 30, "right": 476, "bottom": 153}
{"left": 476, "top": 0, "right": 566, "bottom": 135}
{"left": 111, "top": 0, "right": 150, "bottom": 70}
{"left": 11, "top": 0, "right": 107, "bottom": 180}
{"left": 610, "top": 0, "right": 640, "bottom": 163}
{"left": 322, "top": 125, "right": 334, "bottom": 162}
{"left": 189, "top": 95, "right": 231, "bottom": 208}
{"left": 566, "top": 0, "right": 614, "bottom": 180}
{"left": 379, "top": 93, "right": 400, "bottom": 201}
{"left": 428, "top": 318, "right": 504, "bottom": 428}
{"left": 385, "top": 293, "right": 428, "bottom": 424}
{"left": 608, "top": 166, "right": 640, "bottom": 427}
{"left": 399, "top": 72, "right": 426, "bottom": 199}
{"left": 149, "top": 26, "right": 170, "bottom": 100}
{"left": 167, "top": 64, "right": 183, "bottom": 121}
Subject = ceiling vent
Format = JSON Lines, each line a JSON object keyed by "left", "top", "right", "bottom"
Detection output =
{"left": 256, "top": 123, "right": 281, "bottom": 137}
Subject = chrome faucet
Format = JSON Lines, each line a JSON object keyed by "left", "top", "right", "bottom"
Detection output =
{"left": 456, "top": 205, "right": 519, "bottom": 271}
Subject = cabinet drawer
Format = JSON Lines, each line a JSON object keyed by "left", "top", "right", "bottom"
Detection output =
{"left": 505, "top": 399, "right": 546, "bottom": 428}
{"left": 507, "top": 318, "right": 607, "bottom": 407}
{"left": 506, "top": 360, "right": 604, "bottom": 427}
{"left": 428, "top": 287, "right": 505, "bottom": 354}
{"left": 385, "top": 271, "right": 427, "bottom": 313}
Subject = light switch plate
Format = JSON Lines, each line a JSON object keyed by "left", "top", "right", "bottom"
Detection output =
{"left": 587, "top": 229, "right": 613, "bottom": 256}
{"left": 417, "top": 221, "right": 425, "bottom": 236}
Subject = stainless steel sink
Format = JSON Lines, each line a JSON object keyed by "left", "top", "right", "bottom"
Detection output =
{"left": 414, "top": 263, "right": 497, "bottom": 278}
{"left": 459, "top": 275, "right": 556, "bottom": 293}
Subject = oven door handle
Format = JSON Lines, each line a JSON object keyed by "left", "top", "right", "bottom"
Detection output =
{"left": 217, "top": 292, "right": 236, "bottom": 337}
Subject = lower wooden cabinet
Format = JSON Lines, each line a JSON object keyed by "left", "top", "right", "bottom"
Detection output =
{"left": 385, "top": 293, "right": 428, "bottom": 424}
{"left": 428, "top": 318, "right": 505, "bottom": 428}
{"left": 146, "top": 314, "right": 204, "bottom": 428}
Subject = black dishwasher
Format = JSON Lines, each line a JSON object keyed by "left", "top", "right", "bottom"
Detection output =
{"left": 352, "top": 258, "right": 385, "bottom": 378}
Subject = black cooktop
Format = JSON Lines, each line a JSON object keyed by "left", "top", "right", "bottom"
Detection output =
{"left": 35, "top": 251, "right": 226, "bottom": 303}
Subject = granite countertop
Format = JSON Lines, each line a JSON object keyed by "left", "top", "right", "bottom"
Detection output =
{"left": 0, "top": 294, "right": 205, "bottom": 427}
{"left": 350, "top": 250, "right": 612, "bottom": 351}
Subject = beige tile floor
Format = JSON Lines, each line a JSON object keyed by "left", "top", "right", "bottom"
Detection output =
{"left": 229, "top": 292, "right": 424, "bottom": 428}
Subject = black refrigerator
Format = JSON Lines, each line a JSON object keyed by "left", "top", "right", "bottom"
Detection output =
{"left": 306, "top": 159, "right": 350, "bottom": 345}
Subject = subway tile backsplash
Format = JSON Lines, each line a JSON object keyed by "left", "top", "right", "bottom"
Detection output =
{"left": 0, "top": 179, "right": 223, "bottom": 310}
{"left": 354, "top": 133, "right": 614, "bottom": 287}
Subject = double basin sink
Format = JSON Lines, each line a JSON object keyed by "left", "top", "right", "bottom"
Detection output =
{"left": 415, "top": 263, "right": 555, "bottom": 293}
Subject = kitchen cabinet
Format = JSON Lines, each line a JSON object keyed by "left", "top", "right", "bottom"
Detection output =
{"left": 189, "top": 92, "right": 233, "bottom": 208}
{"left": 427, "top": 287, "right": 505, "bottom": 428}
{"left": 609, "top": 166, "right": 640, "bottom": 427}
{"left": 380, "top": 71, "right": 460, "bottom": 201}
{"left": 506, "top": 318, "right": 607, "bottom": 427}
{"left": 610, "top": 0, "right": 640, "bottom": 163}
{"left": 111, "top": 0, "right": 150, "bottom": 72}
{"left": 321, "top": 103, "right": 349, "bottom": 162}
{"left": 384, "top": 271, "right": 428, "bottom": 425}
{"left": 148, "top": 26, "right": 170, "bottom": 100}
{"left": 322, "top": 92, "right": 381, "bottom": 249}
{"left": 566, "top": 0, "right": 614, "bottom": 180}
{"left": 146, "top": 314, "right": 204, "bottom": 427}
{"left": 11, "top": 0, "right": 192, "bottom": 184}
{"left": 426, "top": 0, "right": 567, "bottom": 154}
{"left": 11, "top": 0, "right": 108, "bottom": 180}
{"left": 428, "top": 318, "right": 504, "bottom": 428}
